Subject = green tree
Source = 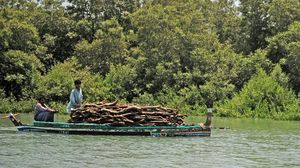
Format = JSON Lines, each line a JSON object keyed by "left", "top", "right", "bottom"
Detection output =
{"left": 208, "top": 0, "right": 242, "bottom": 51}
{"left": 129, "top": 2, "right": 266, "bottom": 107}
{"left": 104, "top": 64, "right": 138, "bottom": 101}
{"left": 238, "top": 0, "right": 300, "bottom": 54}
{"left": 34, "top": 3, "right": 77, "bottom": 63}
{"left": 74, "top": 19, "right": 93, "bottom": 42}
{"left": 36, "top": 57, "right": 111, "bottom": 103}
{"left": 190, "top": 44, "right": 251, "bottom": 106}
{"left": 66, "top": 0, "right": 140, "bottom": 36}
{"left": 74, "top": 18, "right": 128, "bottom": 75}
{"left": 286, "top": 42, "right": 300, "bottom": 93}
{"left": 133, "top": 86, "right": 207, "bottom": 115}
{"left": 1, "top": 19, "right": 39, "bottom": 52}
{"left": 0, "top": 0, "right": 37, "bottom": 9}
{"left": 238, "top": 0, "right": 271, "bottom": 54}
{"left": 268, "top": 0, "right": 300, "bottom": 34}
{"left": 0, "top": 2, "right": 78, "bottom": 70}
{"left": 130, "top": 3, "right": 215, "bottom": 93}
{"left": 0, "top": 50, "right": 41, "bottom": 99}
{"left": 270, "top": 64, "right": 289, "bottom": 87}
{"left": 217, "top": 69, "right": 300, "bottom": 120}
{"left": 266, "top": 22, "right": 300, "bottom": 92}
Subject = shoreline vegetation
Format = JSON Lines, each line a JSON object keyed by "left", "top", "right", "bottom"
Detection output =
{"left": 0, "top": 0, "right": 299, "bottom": 120}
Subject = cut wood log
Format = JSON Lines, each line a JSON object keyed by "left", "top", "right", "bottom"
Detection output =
{"left": 119, "top": 106, "right": 141, "bottom": 114}
{"left": 69, "top": 101, "right": 185, "bottom": 126}
{"left": 106, "top": 100, "right": 118, "bottom": 106}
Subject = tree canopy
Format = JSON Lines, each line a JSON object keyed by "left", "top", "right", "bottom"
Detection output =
{"left": 0, "top": 0, "right": 299, "bottom": 120}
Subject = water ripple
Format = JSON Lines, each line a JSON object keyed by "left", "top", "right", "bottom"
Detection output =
{"left": 0, "top": 118, "right": 300, "bottom": 168}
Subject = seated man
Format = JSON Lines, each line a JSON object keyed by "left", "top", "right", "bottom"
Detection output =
{"left": 34, "top": 97, "right": 57, "bottom": 122}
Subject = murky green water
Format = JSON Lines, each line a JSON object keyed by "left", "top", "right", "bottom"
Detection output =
{"left": 0, "top": 113, "right": 299, "bottom": 168}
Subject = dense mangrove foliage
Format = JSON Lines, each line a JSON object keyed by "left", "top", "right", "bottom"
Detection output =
{"left": 0, "top": 0, "right": 299, "bottom": 120}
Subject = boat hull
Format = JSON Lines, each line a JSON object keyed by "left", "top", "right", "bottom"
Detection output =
{"left": 16, "top": 121, "right": 211, "bottom": 137}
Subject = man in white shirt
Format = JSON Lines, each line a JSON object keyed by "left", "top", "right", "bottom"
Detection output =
{"left": 66, "top": 79, "right": 83, "bottom": 113}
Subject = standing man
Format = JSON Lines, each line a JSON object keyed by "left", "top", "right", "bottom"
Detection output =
{"left": 66, "top": 79, "right": 83, "bottom": 113}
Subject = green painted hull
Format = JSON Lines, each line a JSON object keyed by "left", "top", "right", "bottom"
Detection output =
{"left": 15, "top": 121, "right": 211, "bottom": 137}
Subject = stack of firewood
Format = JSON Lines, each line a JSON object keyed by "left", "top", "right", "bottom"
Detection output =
{"left": 68, "top": 101, "right": 185, "bottom": 126}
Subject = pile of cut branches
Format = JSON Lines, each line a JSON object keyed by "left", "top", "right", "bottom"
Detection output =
{"left": 69, "top": 101, "right": 184, "bottom": 126}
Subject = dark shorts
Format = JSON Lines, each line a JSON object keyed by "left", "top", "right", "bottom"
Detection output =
{"left": 34, "top": 112, "right": 54, "bottom": 122}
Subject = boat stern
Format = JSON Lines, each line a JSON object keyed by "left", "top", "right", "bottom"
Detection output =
{"left": 7, "top": 113, "right": 23, "bottom": 126}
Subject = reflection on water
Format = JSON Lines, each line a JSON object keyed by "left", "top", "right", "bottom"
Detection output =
{"left": 0, "top": 113, "right": 299, "bottom": 168}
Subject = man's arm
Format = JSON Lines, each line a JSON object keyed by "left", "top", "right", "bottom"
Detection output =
{"left": 36, "top": 103, "right": 48, "bottom": 112}
{"left": 44, "top": 104, "right": 57, "bottom": 113}
{"left": 70, "top": 90, "right": 80, "bottom": 108}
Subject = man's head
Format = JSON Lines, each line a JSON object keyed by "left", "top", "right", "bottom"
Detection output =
{"left": 37, "top": 96, "right": 45, "bottom": 104}
{"left": 74, "top": 79, "right": 81, "bottom": 89}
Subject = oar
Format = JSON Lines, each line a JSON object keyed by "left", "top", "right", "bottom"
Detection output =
{"left": 1, "top": 113, "right": 20, "bottom": 119}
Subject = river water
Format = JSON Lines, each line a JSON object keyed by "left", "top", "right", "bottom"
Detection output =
{"left": 0, "top": 113, "right": 299, "bottom": 168}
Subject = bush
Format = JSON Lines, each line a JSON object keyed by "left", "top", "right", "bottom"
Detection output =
{"left": 0, "top": 98, "right": 35, "bottom": 113}
{"left": 104, "top": 64, "right": 138, "bottom": 101}
{"left": 49, "top": 102, "right": 67, "bottom": 114}
{"left": 133, "top": 86, "right": 207, "bottom": 116}
{"left": 0, "top": 50, "right": 41, "bottom": 99}
{"left": 36, "top": 57, "right": 112, "bottom": 105}
{"left": 217, "top": 69, "right": 300, "bottom": 120}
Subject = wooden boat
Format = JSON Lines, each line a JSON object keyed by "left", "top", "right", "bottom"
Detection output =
{"left": 7, "top": 112, "right": 212, "bottom": 137}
